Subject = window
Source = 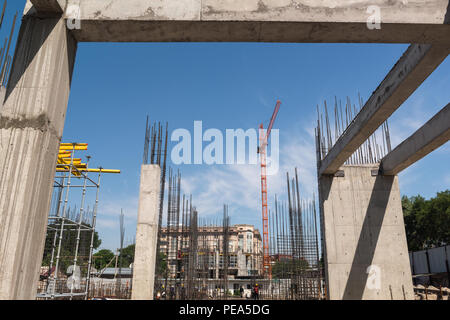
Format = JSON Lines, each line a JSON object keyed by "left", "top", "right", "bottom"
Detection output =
{"left": 230, "top": 255, "right": 237, "bottom": 267}
{"left": 238, "top": 235, "right": 243, "bottom": 250}
{"left": 208, "top": 254, "right": 215, "bottom": 268}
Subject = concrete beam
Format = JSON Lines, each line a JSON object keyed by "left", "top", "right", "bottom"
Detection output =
{"left": 0, "top": 16, "right": 77, "bottom": 300}
{"left": 30, "top": 0, "right": 64, "bottom": 13}
{"left": 380, "top": 103, "right": 450, "bottom": 175}
{"left": 132, "top": 165, "right": 161, "bottom": 300}
{"left": 319, "top": 44, "right": 449, "bottom": 176}
{"left": 64, "top": 0, "right": 450, "bottom": 43}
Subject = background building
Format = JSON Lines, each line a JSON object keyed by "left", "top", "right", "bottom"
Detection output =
{"left": 159, "top": 224, "right": 263, "bottom": 280}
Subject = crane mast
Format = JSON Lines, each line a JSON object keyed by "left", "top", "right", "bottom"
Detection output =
{"left": 258, "top": 100, "right": 281, "bottom": 278}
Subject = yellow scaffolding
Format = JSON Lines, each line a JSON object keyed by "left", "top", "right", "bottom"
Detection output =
{"left": 56, "top": 143, "right": 120, "bottom": 175}
{"left": 41, "top": 142, "right": 121, "bottom": 300}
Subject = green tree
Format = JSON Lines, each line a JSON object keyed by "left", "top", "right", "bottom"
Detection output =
{"left": 91, "top": 244, "right": 168, "bottom": 274}
{"left": 272, "top": 259, "right": 309, "bottom": 279}
{"left": 115, "top": 244, "right": 167, "bottom": 275}
{"left": 402, "top": 190, "right": 450, "bottom": 251}
{"left": 41, "top": 224, "right": 101, "bottom": 272}
{"left": 156, "top": 251, "right": 168, "bottom": 277}
{"left": 93, "top": 249, "right": 115, "bottom": 270}
{"left": 118, "top": 244, "right": 135, "bottom": 268}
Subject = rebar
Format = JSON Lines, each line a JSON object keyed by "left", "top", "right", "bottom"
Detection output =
{"left": 315, "top": 95, "right": 392, "bottom": 166}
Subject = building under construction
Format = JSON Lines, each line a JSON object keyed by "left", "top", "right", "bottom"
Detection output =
{"left": 139, "top": 115, "right": 324, "bottom": 300}
{"left": 160, "top": 224, "right": 263, "bottom": 280}
{"left": 158, "top": 219, "right": 264, "bottom": 299}
{"left": 266, "top": 168, "right": 323, "bottom": 300}
{"left": 150, "top": 164, "right": 323, "bottom": 300}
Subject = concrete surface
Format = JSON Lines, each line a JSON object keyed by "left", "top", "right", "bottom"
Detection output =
{"left": 319, "top": 44, "right": 449, "bottom": 176}
{"left": 0, "top": 86, "right": 5, "bottom": 111}
{"left": 381, "top": 103, "right": 450, "bottom": 175}
{"left": 30, "top": 0, "right": 63, "bottom": 13}
{"left": 25, "top": 0, "right": 450, "bottom": 43}
{"left": 131, "top": 165, "right": 161, "bottom": 300}
{"left": 0, "top": 16, "right": 77, "bottom": 300}
{"left": 318, "top": 165, "right": 414, "bottom": 300}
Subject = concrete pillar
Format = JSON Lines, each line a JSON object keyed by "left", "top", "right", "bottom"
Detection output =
{"left": 319, "top": 165, "right": 414, "bottom": 300}
{"left": 132, "top": 165, "right": 161, "bottom": 300}
{"left": 0, "top": 15, "right": 77, "bottom": 300}
{"left": 0, "top": 87, "right": 6, "bottom": 110}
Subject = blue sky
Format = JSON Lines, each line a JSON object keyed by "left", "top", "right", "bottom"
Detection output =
{"left": 2, "top": 1, "right": 449, "bottom": 252}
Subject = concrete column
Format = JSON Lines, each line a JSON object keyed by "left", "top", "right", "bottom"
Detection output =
{"left": 0, "top": 15, "right": 77, "bottom": 300}
{"left": 132, "top": 165, "right": 161, "bottom": 300}
{"left": 0, "top": 87, "right": 6, "bottom": 112}
{"left": 319, "top": 165, "right": 414, "bottom": 300}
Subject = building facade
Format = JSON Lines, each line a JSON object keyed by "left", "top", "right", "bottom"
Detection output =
{"left": 159, "top": 224, "right": 263, "bottom": 280}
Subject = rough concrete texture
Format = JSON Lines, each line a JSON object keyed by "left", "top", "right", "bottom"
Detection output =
{"left": 381, "top": 103, "right": 450, "bottom": 175}
{"left": 54, "top": 0, "right": 450, "bottom": 43}
{"left": 319, "top": 44, "right": 449, "bottom": 176}
{"left": 0, "top": 17, "right": 77, "bottom": 300}
{"left": 72, "top": 0, "right": 450, "bottom": 23}
{"left": 132, "top": 165, "right": 161, "bottom": 300}
{"left": 0, "top": 86, "right": 5, "bottom": 111}
{"left": 30, "top": 0, "right": 64, "bottom": 13}
{"left": 319, "top": 165, "right": 414, "bottom": 300}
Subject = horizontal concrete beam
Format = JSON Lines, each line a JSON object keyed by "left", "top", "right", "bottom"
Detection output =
{"left": 380, "top": 103, "right": 450, "bottom": 175}
{"left": 59, "top": 0, "right": 450, "bottom": 43}
{"left": 319, "top": 43, "right": 449, "bottom": 176}
{"left": 30, "top": 0, "right": 64, "bottom": 13}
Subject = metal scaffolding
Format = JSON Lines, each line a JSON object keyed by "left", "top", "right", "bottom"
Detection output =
{"left": 36, "top": 143, "right": 120, "bottom": 300}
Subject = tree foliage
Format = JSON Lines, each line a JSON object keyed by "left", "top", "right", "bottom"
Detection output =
{"left": 92, "top": 244, "right": 135, "bottom": 270}
{"left": 91, "top": 244, "right": 167, "bottom": 276}
{"left": 118, "top": 244, "right": 135, "bottom": 268}
{"left": 402, "top": 190, "right": 450, "bottom": 251}
{"left": 156, "top": 251, "right": 168, "bottom": 277}
{"left": 41, "top": 224, "right": 101, "bottom": 272}
{"left": 271, "top": 259, "right": 309, "bottom": 279}
{"left": 93, "top": 249, "right": 115, "bottom": 270}
{"left": 116, "top": 244, "right": 167, "bottom": 276}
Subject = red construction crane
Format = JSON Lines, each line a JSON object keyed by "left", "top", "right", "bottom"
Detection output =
{"left": 258, "top": 100, "right": 281, "bottom": 278}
